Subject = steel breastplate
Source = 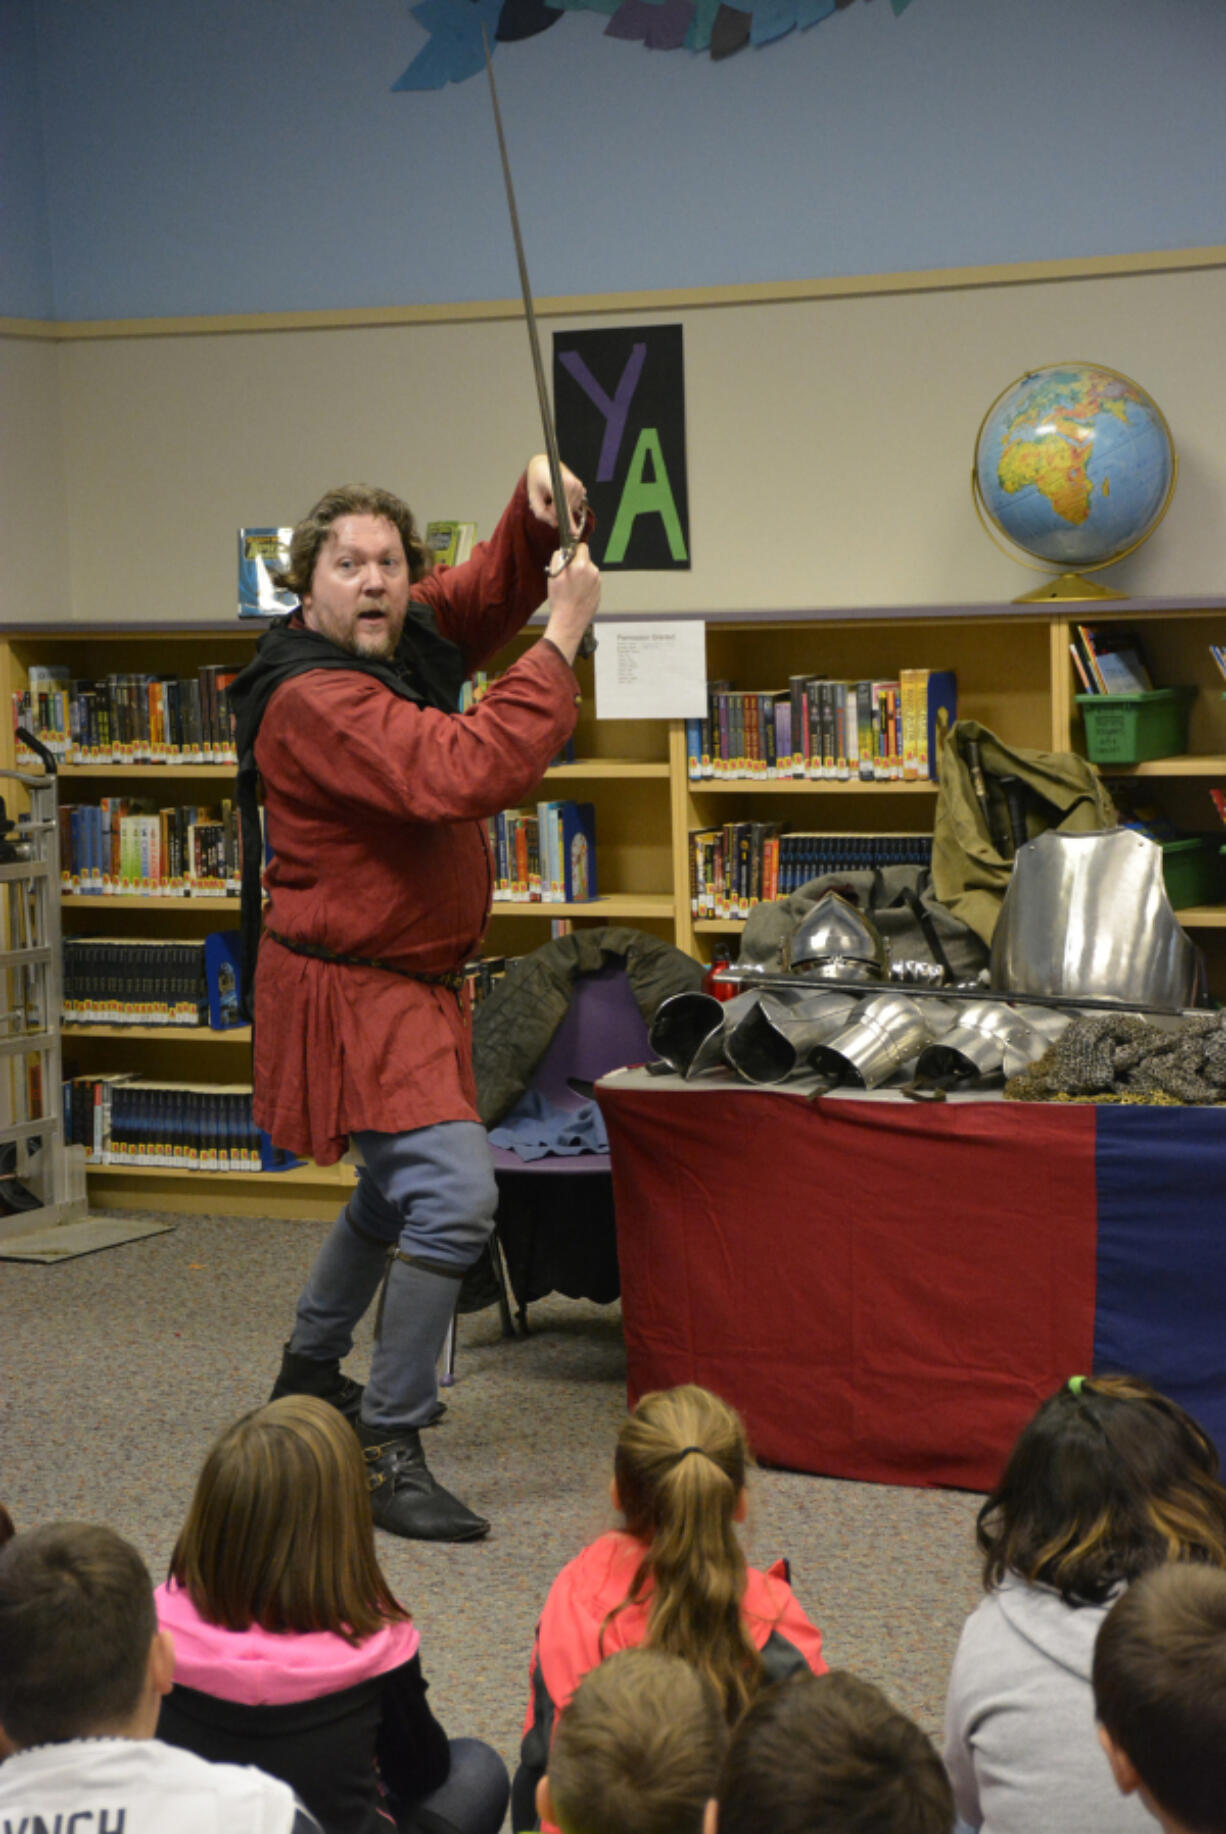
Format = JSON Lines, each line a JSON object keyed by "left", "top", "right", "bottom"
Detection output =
{"left": 989, "top": 827, "right": 1204, "bottom": 1008}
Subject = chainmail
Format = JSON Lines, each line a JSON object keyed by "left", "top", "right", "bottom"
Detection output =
{"left": 1005, "top": 1012, "right": 1226, "bottom": 1105}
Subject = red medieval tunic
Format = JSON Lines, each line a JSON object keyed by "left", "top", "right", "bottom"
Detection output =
{"left": 252, "top": 476, "right": 580, "bottom": 1165}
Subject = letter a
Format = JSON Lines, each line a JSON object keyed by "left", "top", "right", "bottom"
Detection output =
{"left": 603, "top": 430, "right": 688, "bottom": 565}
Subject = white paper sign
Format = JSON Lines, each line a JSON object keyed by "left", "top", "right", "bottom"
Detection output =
{"left": 594, "top": 620, "right": 707, "bottom": 720}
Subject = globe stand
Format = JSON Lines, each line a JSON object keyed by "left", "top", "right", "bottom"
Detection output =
{"left": 1013, "top": 572, "right": 1127, "bottom": 604}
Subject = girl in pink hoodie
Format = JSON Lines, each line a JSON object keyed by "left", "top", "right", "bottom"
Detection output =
{"left": 156, "top": 1395, "right": 507, "bottom": 1834}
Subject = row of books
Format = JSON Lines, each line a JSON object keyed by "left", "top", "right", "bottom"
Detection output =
{"left": 689, "top": 826, "right": 934, "bottom": 918}
{"left": 62, "top": 934, "right": 242, "bottom": 1029}
{"left": 61, "top": 935, "right": 509, "bottom": 1033}
{"left": 1068, "top": 624, "right": 1154, "bottom": 695}
{"left": 14, "top": 663, "right": 243, "bottom": 764}
{"left": 62, "top": 1076, "right": 281, "bottom": 1171}
{"left": 487, "top": 801, "right": 597, "bottom": 904}
{"left": 59, "top": 799, "right": 248, "bottom": 896}
{"left": 685, "top": 671, "right": 957, "bottom": 783}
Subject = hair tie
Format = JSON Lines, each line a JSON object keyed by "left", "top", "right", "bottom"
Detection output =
{"left": 673, "top": 1444, "right": 709, "bottom": 1464}
{"left": 1068, "top": 1375, "right": 1087, "bottom": 1396}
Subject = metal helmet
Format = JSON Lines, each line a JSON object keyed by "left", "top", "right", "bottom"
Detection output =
{"left": 785, "top": 890, "right": 888, "bottom": 982}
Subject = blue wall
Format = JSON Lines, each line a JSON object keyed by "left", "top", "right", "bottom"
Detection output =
{"left": 1, "top": 0, "right": 54, "bottom": 317}
{"left": 11, "top": 0, "right": 1226, "bottom": 321}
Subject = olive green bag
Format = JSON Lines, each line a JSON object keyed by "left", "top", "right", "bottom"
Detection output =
{"left": 931, "top": 719, "right": 1116, "bottom": 945}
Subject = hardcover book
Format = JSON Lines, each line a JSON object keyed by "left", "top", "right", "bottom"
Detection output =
{"left": 204, "top": 931, "right": 244, "bottom": 1030}
{"left": 238, "top": 528, "right": 298, "bottom": 620}
{"left": 559, "top": 802, "right": 597, "bottom": 902}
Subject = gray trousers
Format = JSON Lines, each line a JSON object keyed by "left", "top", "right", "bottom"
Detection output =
{"left": 289, "top": 1121, "right": 497, "bottom": 1431}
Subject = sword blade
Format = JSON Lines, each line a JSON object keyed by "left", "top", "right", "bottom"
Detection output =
{"left": 720, "top": 965, "right": 1203, "bottom": 1022}
{"left": 482, "top": 30, "right": 574, "bottom": 552}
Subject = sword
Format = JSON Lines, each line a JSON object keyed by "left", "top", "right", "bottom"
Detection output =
{"left": 482, "top": 30, "right": 595, "bottom": 654}
{"left": 717, "top": 963, "right": 1207, "bottom": 1022}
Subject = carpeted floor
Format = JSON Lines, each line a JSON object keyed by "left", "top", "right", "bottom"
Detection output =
{"left": 0, "top": 1210, "right": 984, "bottom": 1812}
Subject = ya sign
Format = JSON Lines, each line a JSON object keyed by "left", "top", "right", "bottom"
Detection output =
{"left": 553, "top": 324, "right": 690, "bottom": 572}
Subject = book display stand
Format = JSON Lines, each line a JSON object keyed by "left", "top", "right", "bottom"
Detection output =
{"left": 0, "top": 735, "right": 170, "bottom": 1259}
{"left": 2, "top": 595, "right": 1223, "bottom": 1221}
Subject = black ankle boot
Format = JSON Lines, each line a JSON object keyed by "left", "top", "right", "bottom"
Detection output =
{"left": 269, "top": 1343, "right": 364, "bottom": 1421}
{"left": 355, "top": 1421, "right": 489, "bottom": 1542}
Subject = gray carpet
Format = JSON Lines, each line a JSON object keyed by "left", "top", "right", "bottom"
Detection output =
{"left": 0, "top": 1211, "right": 984, "bottom": 1804}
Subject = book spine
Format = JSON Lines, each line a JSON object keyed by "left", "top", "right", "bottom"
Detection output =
{"left": 900, "top": 669, "right": 920, "bottom": 781}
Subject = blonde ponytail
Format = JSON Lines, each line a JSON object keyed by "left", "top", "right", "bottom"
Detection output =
{"left": 603, "top": 1385, "right": 763, "bottom": 1720}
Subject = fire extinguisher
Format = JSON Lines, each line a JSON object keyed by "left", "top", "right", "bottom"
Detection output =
{"left": 701, "top": 942, "right": 739, "bottom": 1003}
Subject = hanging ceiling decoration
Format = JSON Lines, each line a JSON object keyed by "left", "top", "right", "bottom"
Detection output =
{"left": 394, "top": 0, "right": 918, "bottom": 91}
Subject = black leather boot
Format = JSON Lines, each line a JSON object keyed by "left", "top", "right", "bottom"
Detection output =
{"left": 355, "top": 1421, "right": 489, "bottom": 1542}
{"left": 269, "top": 1343, "right": 364, "bottom": 1421}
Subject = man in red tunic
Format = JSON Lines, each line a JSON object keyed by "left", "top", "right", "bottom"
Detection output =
{"left": 230, "top": 456, "right": 599, "bottom": 1541}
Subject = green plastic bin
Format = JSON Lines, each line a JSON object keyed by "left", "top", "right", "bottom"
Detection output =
{"left": 1161, "top": 838, "right": 1223, "bottom": 911}
{"left": 1076, "top": 687, "right": 1195, "bottom": 766}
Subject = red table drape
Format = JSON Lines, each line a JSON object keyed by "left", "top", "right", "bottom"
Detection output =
{"left": 598, "top": 1076, "right": 1098, "bottom": 1491}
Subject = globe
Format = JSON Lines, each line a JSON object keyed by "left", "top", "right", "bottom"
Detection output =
{"left": 972, "top": 362, "right": 1177, "bottom": 592}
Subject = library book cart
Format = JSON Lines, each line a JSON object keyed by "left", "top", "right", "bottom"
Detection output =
{"left": 2, "top": 596, "right": 1224, "bottom": 1226}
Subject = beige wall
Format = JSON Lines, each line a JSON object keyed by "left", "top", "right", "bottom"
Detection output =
{"left": 0, "top": 334, "right": 71, "bottom": 624}
{"left": 8, "top": 255, "right": 1226, "bottom": 627}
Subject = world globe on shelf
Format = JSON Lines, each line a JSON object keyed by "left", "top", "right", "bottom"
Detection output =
{"left": 972, "top": 362, "right": 1177, "bottom": 590}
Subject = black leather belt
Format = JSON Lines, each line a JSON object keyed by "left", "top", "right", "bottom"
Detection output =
{"left": 266, "top": 929, "right": 466, "bottom": 994}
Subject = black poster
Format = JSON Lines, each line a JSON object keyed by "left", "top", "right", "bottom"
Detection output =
{"left": 553, "top": 324, "right": 690, "bottom": 571}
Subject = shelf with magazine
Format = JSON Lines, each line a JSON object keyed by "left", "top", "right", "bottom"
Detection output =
{"left": 1056, "top": 606, "right": 1226, "bottom": 950}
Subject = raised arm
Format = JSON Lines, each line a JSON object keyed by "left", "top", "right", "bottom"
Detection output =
{"left": 418, "top": 458, "right": 594, "bottom": 670}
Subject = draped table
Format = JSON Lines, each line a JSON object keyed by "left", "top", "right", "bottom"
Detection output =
{"left": 595, "top": 1067, "right": 1226, "bottom": 1491}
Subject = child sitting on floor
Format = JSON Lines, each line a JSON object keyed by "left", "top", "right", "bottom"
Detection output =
{"left": 513, "top": 1382, "right": 826, "bottom": 1830}
{"left": 156, "top": 1394, "right": 508, "bottom": 1834}
{"left": 717, "top": 1669, "right": 953, "bottom": 1834}
{"left": 943, "top": 1373, "right": 1226, "bottom": 1834}
{"left": 536, "top": 1648, "right": 726, "bottom": 1834}
{"left": 1094, "top": 1560, "right": 1226, "bottom": 1834}
{"left": 0, "top": 1520, "right": 318, "bottom": 1832}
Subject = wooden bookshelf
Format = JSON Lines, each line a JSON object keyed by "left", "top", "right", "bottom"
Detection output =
{"left": 1, "top": 621, "right": 680, "bottom": 1216}
{"left": 666, "top": 601, "right": 1226, "bottom": 962}
{"left": 5, "top": 598, "right": 1225, "bottom": 1216}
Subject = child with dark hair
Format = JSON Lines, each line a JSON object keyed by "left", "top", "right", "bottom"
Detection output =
{"left": 0, "top": 1521, "right": 318, "bottom": 1832}
{"left": 156, "top": 1394, "right": 508, "bottom": 1834}
{"left": 943, "top": 1374, "right": 1226, "bottom": 1834}
{"left": 1094, "top": 1561, "right": 1226, "bottom": 1834}
{"left": 514, "top": 1384, "right": 825, "bottom": 1830}
{"left": 537, "top": 1649, "right": 726, "bottom": 1834}
{"left": 718, "top": 1669, "right": 953, "bottom": 1834}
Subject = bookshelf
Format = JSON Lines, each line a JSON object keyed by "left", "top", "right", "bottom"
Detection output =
{"left": 3, "top": 597, "right": 1224, "bottom": 1216}
{"left": 0, "top": 622, "right": 679, "bottom": 1218}
{"left": 662, "top": 601, "right": 1226, "bottom": 971}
